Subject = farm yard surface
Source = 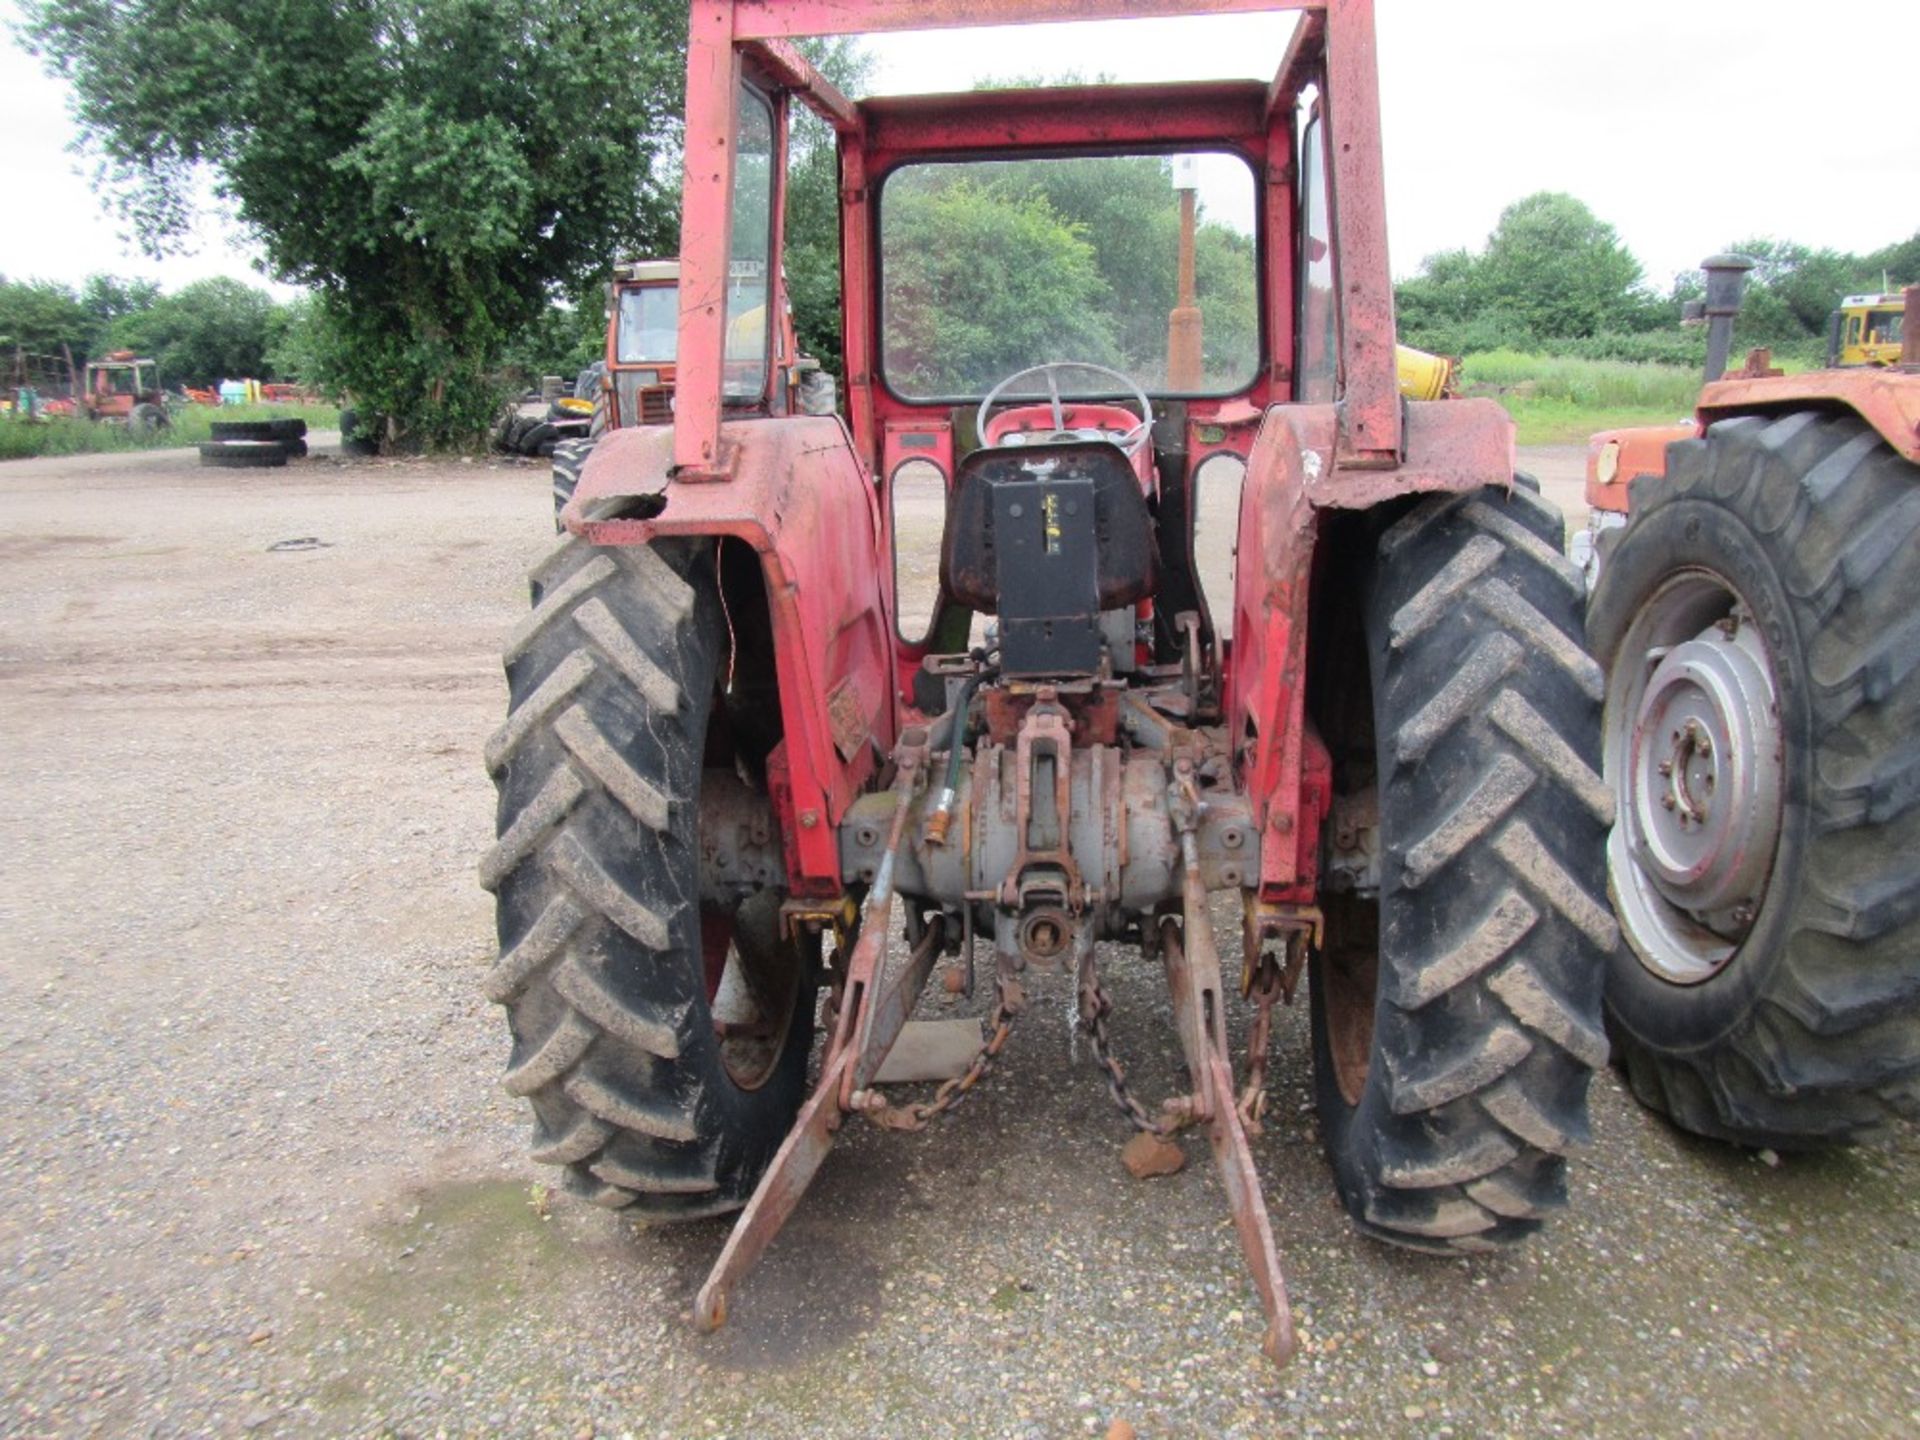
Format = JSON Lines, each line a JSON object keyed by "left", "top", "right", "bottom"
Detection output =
{"left": 1, "top": 442, "right": 1915, "bottom": 1439}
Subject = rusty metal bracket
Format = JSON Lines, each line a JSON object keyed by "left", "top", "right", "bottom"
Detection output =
{"left": 694, "top": 743, "right": 936, "bottom": 1334}
{"left": 997, "top": 694, "right": 1086, "bottom": 910}
{"left": 780, "top": 893, "right": 858, "bottom": 956}
{"left": 1160, "top": 769, "right": 1297, "bottom": 1368}
{"left": 1241, "top": 893, "right": 1323, "bottom": 995}
{"left": 1160, "top": 912, "right": 1297, "bottom": 1370}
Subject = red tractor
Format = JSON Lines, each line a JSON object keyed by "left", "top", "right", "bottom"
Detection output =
{"left": 482, "top": 0, "right": 1612, "bottom": 1365}
{"left": 1580, "top": 269, "right": 1920, "bottom": 1150}
{"left": 80, "top": 351, "right": 169, "bottom": 436}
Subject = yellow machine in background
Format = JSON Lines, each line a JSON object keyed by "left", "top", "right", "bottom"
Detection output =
{"left": 1394, "top": 343, "right": 1453, "bottom": 400}
{"left": 1828, "top": 292, "right": 1906, "bottom": 367}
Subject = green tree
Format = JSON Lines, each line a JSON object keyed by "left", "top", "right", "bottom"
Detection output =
{"left": 21, "top": 0, "right": 687, "bottom": 449}
{"left": 1676, "top": 232, "right": 1920, "bottom": 363}
{"left": 112, "top": 277, "right": 278, "bottom": 386}
{"left": 78, "top": 274, "right": 162, "bottom": 355}
{"left": 782, "top": 38, "right": 873, "bottom": 381}
{"left": 0, "top": 278, "right": 91, "bottom": 378}
{"left": 496, "top": 302, "right": 607, "bottom": 390}
{"left": 1864, "top": 232, "right": 1920, "bottom": 291}
{"left": 1193, "top": 222, "right": 1259, "bottom": 387}
{"left": 265, "top": 295, "right": 326, "bottom": 384}
{"left": 1397, "top": 192, "right": 1664, "bottom": 353}
{"left": 881, "top": 176, "right": 1114, "bottom": 395}
{"left": 1476, "top": 192, "right": 1651, "bottom": 339}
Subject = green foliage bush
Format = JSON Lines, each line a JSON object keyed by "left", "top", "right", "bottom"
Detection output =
{"left": 1397, "top": 192, "right": 1672, "bottom": 357}
{"left": 878, "top": 154, "right": 1259, "bottom": 397}
{"left": 883, "top": 176, "right": 1115, "bottom": 395}
{"left": 1552, "top": 331, "right": 1707, "bottom": 368}
{"left": 1460, "top": 350, "right": 1702, "bottom": 412}
{"left": 3, "top": 272, "right": 313, "bottom": 390}
{"left": 21, "top": 0, "right": 688, "bottom": 452}
{"left": 112, "top": 278, "right": 279, "bottom": 387}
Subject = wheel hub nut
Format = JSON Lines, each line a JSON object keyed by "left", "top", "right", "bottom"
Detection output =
{"left": 1625, "top": 611, "right": 1783, "bottom": 930}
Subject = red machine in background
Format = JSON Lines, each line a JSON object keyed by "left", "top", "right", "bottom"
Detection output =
{"left": 79, "top": 352, "right": 169, "bottom": 435}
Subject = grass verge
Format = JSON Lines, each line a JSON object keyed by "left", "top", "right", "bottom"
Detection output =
{"left": 1460, "top": 350, "right": 1700, "bottom": 446}
{"left": 0, "top": 402, "right": 340, "bottom": 461}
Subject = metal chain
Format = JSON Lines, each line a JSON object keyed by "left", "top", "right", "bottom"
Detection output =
{"left": 1236, "top": 957, "right": 1284, "bottom": 1132}
{"left": 1077, "top": 956, "right": 1176, "bottom": 1137}
{"left": 856, "top": 972, "right": 1026, "bottom": 1132}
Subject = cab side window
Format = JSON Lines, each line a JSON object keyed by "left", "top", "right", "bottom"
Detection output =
{"left": 1296, "top": 107, "right": 1337, "bottom": 404}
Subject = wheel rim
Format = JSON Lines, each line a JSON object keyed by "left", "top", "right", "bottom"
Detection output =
{"left": 700, "top": 898, "right": 801, "bottom": 1092}
{"left": 1319, "top": 896, "right": 1379, "bottom": 1106}
{"left": 1604, "top": 569, "right": 1785, "bottom": 984}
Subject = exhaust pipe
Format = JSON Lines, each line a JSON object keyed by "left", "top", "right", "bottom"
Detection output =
{"left": 1699, "top": 253, "right": 1755, "bottom": 383}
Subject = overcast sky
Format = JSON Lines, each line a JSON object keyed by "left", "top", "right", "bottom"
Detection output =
{"left": 2, "top": 0, "right": 1914, "bottom": 297}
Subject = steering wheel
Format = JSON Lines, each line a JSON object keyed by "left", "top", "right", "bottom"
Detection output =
{"left": 976, "top": 361, "right": 1154, "bottom": 457}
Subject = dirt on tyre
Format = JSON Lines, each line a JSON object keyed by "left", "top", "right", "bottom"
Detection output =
{"left": 1312, "top": 482, "right": 1614, "bottom": 1250}
{"left": 1587, "top": 411, "right": 1920, "bottom": 1147}
{"left": 199, "top": 440, "right": 288, "bottom": 469}
{"left": 550, "top": 438, "right": 594, "bottom": 531}
{"left": 481, "top": 534, "right": 816, "bottom": 1218}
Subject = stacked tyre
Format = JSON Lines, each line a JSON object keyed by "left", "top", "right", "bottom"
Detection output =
{"left": 199, "top": 418, "right": 309, "bottom": 469}
{"left": 495, "top": 410, "right": 584, "bottom": 459}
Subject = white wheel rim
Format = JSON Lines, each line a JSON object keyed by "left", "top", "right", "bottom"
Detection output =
{"left": 1605, "top": 570, "right": 1786, "bottom": 984}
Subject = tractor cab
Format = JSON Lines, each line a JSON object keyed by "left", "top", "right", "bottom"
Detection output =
{"left": 600, "top": 258, "right": 812, "bottom": 429}
{"left": 1828, "top": 292, "right": 1907, "bottom": 367}
{"left": 81, "top": 352, "right": 168, "bottom": 434}
{"left": 603, "top": 259, "right": 681, "bottom": 427}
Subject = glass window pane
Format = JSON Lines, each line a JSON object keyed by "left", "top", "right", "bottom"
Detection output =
{"left": 879, "top": 152, "right": 1259, "bottom": 401}
{"left": 725, "top": 86, "right": 774, "bottom": 400}
{"left": 890, "top": 459, "right": 946, "bottom": 643}
{"left": 1295, "top": 109, "right": 1337, "bottom": 404}
{"left": 1191, "top": 452, "right": 1245, "bottom": 641}
{"left": 616, "top": 285, "right": 679, "bottom": 364}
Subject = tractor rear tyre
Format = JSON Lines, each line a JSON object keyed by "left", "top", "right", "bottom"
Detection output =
{"left": 1312, "top": 482, "right": 1614, "bottom": 1251}
{"left": 130, "top": 402, "right": 168, "bottom": 437}
{"left": 574, "top": 361, "right": 606, "bottom": 407}
{"left": 1587, "top": 412, "right": 1920, "bottom": 1147}
{"left": 482, "top": 534, "right": 816, "bottom": 1218}
{"left": 550, "top": 438, "right": 593, "bottom": 531}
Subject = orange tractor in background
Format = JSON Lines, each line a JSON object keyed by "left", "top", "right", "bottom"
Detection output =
{"left": 79, "top": 352, "right": 169, "bottom": 435}
{"left": 551, "top": 257, "right": 819, "bottom": 522}
{"left": 1578, "top": 261, "right": 1920, "bottom": 1148}
{"left": 594, "top": 257, "right": 683, "bottom": 430}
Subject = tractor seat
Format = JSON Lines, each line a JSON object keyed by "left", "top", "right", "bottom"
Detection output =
{"left": 938, "top": 437, "right": 1158, "bottom": 617}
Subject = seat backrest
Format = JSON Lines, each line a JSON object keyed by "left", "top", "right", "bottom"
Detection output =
{"left": 939, "top": 439, "right": 1158, "bottom": 617}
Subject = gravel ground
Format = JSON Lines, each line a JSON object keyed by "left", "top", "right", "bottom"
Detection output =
{"left": 1, "top": 439, "right": 1915, "bottom": 1439}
